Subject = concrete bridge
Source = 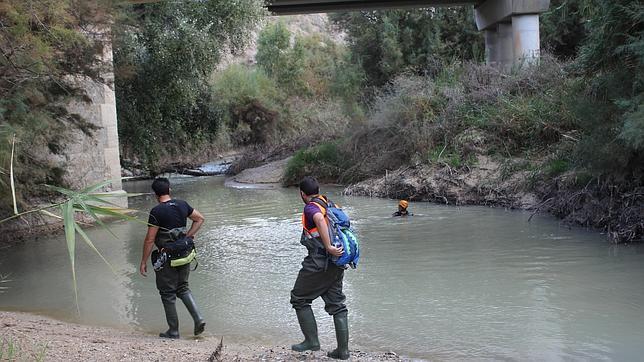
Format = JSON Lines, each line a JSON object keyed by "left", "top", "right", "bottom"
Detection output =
{"left": 269, "top": 0, "right": 550, "bottom": 67}
{"left": 83, "top": 0, "right": 549, "bottom": 200}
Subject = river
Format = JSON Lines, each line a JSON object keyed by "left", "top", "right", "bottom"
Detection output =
{"left": 1, "top": 176, "right": 643, "bottom": 360}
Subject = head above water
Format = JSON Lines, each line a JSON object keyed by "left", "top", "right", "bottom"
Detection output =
{"left": 151, "top": 177, "right": 171, "bottom": 198}
{"left": 399, "top": 200, "right": 409, "bottom": 210}
{"left": 299, "top": 176, "right": 319, "bottom": 203}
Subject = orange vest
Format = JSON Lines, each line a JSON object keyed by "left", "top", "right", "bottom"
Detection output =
{"left": 302, "top": 195, "right": 328, "bottom": 238}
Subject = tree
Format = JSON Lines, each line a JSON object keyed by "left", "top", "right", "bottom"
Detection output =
{"left": 540, "top": 0, "right": 589, "bottom": 59}
{"left": 330, "top": 7, "right": 483, "bottom": 86}
{"left": 572, "top": 1, "right": 644, "bottom": 171}
{"left": 0, "top": 0, "right": 115, "bottom": 215}
{"left": 256, "top": 21, "right": 306, "bottom": 93}
{"left": 113, "top": 0, "right": 265, "bottom": 171}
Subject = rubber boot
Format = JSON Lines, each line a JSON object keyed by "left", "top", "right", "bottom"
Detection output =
{"left": 179, "top": 292, "right": 206, "bottom": 336}
{"left": 159, "top": 300, "right": 180, "bottom": 339}
{"left": 327, "top": 312, "right": 349, "bottom": 360}
{"left": 291, "top": 307, "right": 320, "bottom": 352}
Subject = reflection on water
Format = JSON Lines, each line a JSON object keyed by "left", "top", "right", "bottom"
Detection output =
{"left": 1, "top": 176, "right": 644, "bottom": 360}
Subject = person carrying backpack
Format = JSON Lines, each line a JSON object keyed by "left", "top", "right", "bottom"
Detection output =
{"left": 290, "top": 176, "right": 350, "bottom": 360}
{"left": 139, "top": 177, "right": 206, "bottom": 339}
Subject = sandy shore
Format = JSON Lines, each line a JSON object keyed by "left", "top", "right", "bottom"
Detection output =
{"left": 0, "top": 311, "right": 407, "bottom": 361}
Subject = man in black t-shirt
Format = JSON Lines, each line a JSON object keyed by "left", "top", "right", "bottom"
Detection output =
{"left": 139, "top": 177, "right": 206, "bottom": 339}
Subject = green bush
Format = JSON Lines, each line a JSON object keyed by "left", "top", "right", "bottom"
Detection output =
{"left": 212, "top": 64, "right": 282, "bottom": 112}
{"left": 546, "top": 158, "right": 571, "bottom": 176}
{"left": 211, "top": 64, "right": 283, "bottom": 145}
{"left": 283, "top": 142, "right": 349, "bottom": 185}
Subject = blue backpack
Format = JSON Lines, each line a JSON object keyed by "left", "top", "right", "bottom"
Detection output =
{"left": 312, "top": 197, "right": 360, "bottom": 269}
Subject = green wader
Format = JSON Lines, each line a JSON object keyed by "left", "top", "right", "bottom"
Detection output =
{"left": 290, "top": 232, "right": 349, "bottom": 358}
{"left": 154, "top": 228, "right": 205, "bottom": 338}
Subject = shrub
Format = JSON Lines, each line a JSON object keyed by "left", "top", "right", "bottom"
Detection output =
{"left": 546, "top": 158, "right": 571, "bottom": 176}
{"left": 211, "top": 65, "right": 283, "bottom": 145}
{"left": 283, "top": 142, "right": 349, "bottom": 185}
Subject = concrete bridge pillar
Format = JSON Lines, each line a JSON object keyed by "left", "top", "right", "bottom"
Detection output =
{"left": 497, "top": 22, "right": 514, "bottom": 69}
{"left": 475, "top": 0, "right": 550, "bottom": 69}
{"left": 63, "top": 29, "right": 127, "bottom": 207}
{"left": 512, "top": 14, "right": 540, "bottom": 64}
{"left": 484, "top": 28, "right": 499, "bottom": 65}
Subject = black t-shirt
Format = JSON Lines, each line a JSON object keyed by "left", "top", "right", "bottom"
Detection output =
{"left": 148, "top": 199, "right": 194, "bottom": 230}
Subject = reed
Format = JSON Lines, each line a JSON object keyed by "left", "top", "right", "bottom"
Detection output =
{"left": 1, "top": 137, "right": 149, "bottom": 314}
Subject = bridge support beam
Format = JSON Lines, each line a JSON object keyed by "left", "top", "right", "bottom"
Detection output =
{"left": 497, "top": 22, "right": 514, "bottom": 68}
{"left": 475, "top": 0, "right": 550, "bottom": 69}
{"left": 512, "top": 14, "right": 540, "bottom": 64}
{"left": 483, "top": 28, "right": 498, "bottom": 65}
{"left": 64, "top": 29, "right": 127, "bottom": 208}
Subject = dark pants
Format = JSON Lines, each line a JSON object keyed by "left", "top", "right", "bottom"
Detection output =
{"left": 155, "top": 263, "right": 191, "bottom": 303}
{"left": 290, "top": 263, "right": 347, "bottom": 316}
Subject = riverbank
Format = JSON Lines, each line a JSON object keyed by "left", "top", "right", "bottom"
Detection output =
{"left": 227, "top": 148, "right": 642, "bottom": 243}
{"left": 344, "top": 155, "right": 539, "bottom": 209}
{"left": 342, "top": 156, "right": 643, "bottom": 243}
{"left": 0, "top": 311, "right": 405, "bottom": 361}
{"left": 223, "top": 145, "right": 642, "bottom": 244}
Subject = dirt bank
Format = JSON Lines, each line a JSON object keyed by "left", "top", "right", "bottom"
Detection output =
{"left": 0, "top": 311, "right": 406, "bottom": 362}
{"left": 230, "top": 157, "right": 292, "bottom": 185}
{"left": 344, "top": 156, "right": 539, "bottom": 209}
{"left": 344, "top": 156, "right": 644, "bottom": 243}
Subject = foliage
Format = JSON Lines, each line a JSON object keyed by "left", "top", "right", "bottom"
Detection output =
{"left": 315, "top": 0, "right": 642, "bottom": 182}
{"left": 113, "top": 0, "right": 265, "bottom": 171}
{"left": 571, "top": 1, "right": 644, "bottom": 172}
{"left": 217, "top": 22, "right": 361, "bottom": 155}
{"left": 0, "top": 0, "right": 115, "bottom": 215}
{"left": 545, "top": 158, "right": 571, "bottom": 176}
{"left": 283, "top": 142, "right": 349, "bottom": 185}
{"left": 256, "top": 21, "right": 305, "bottom": 93}
{"left": 211, "top": 64, "right": 281, "bottom": 145}
{"left": 330, "top": 7, "right": 484, "bottom": 87}
{"left": 285, "top": 58, "right": 588, "bottom": 183}
{"left": 540, "top": 0, "right": 589, "bottom": 59}
{"left": 255, "top": 22, "right": 364, "bottom": 101}
{"left": 428, "top": 145, "right": 474, "bottom": 169}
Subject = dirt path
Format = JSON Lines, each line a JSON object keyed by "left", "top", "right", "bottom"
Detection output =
{"left": 0, "top": 311, "right": 405, "bottom": 361}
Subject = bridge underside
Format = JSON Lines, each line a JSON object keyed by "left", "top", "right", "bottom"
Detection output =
{"left": 266, "top": 0, "right": 476, "bottom": 15}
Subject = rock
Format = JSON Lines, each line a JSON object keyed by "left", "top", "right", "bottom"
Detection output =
{"left": 121, "top": 168, "right": 134, "bottom": 177}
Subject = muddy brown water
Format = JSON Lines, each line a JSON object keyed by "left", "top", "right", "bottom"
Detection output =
{"left": 1, "top": 176, "right": 644, "bottom": 360}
